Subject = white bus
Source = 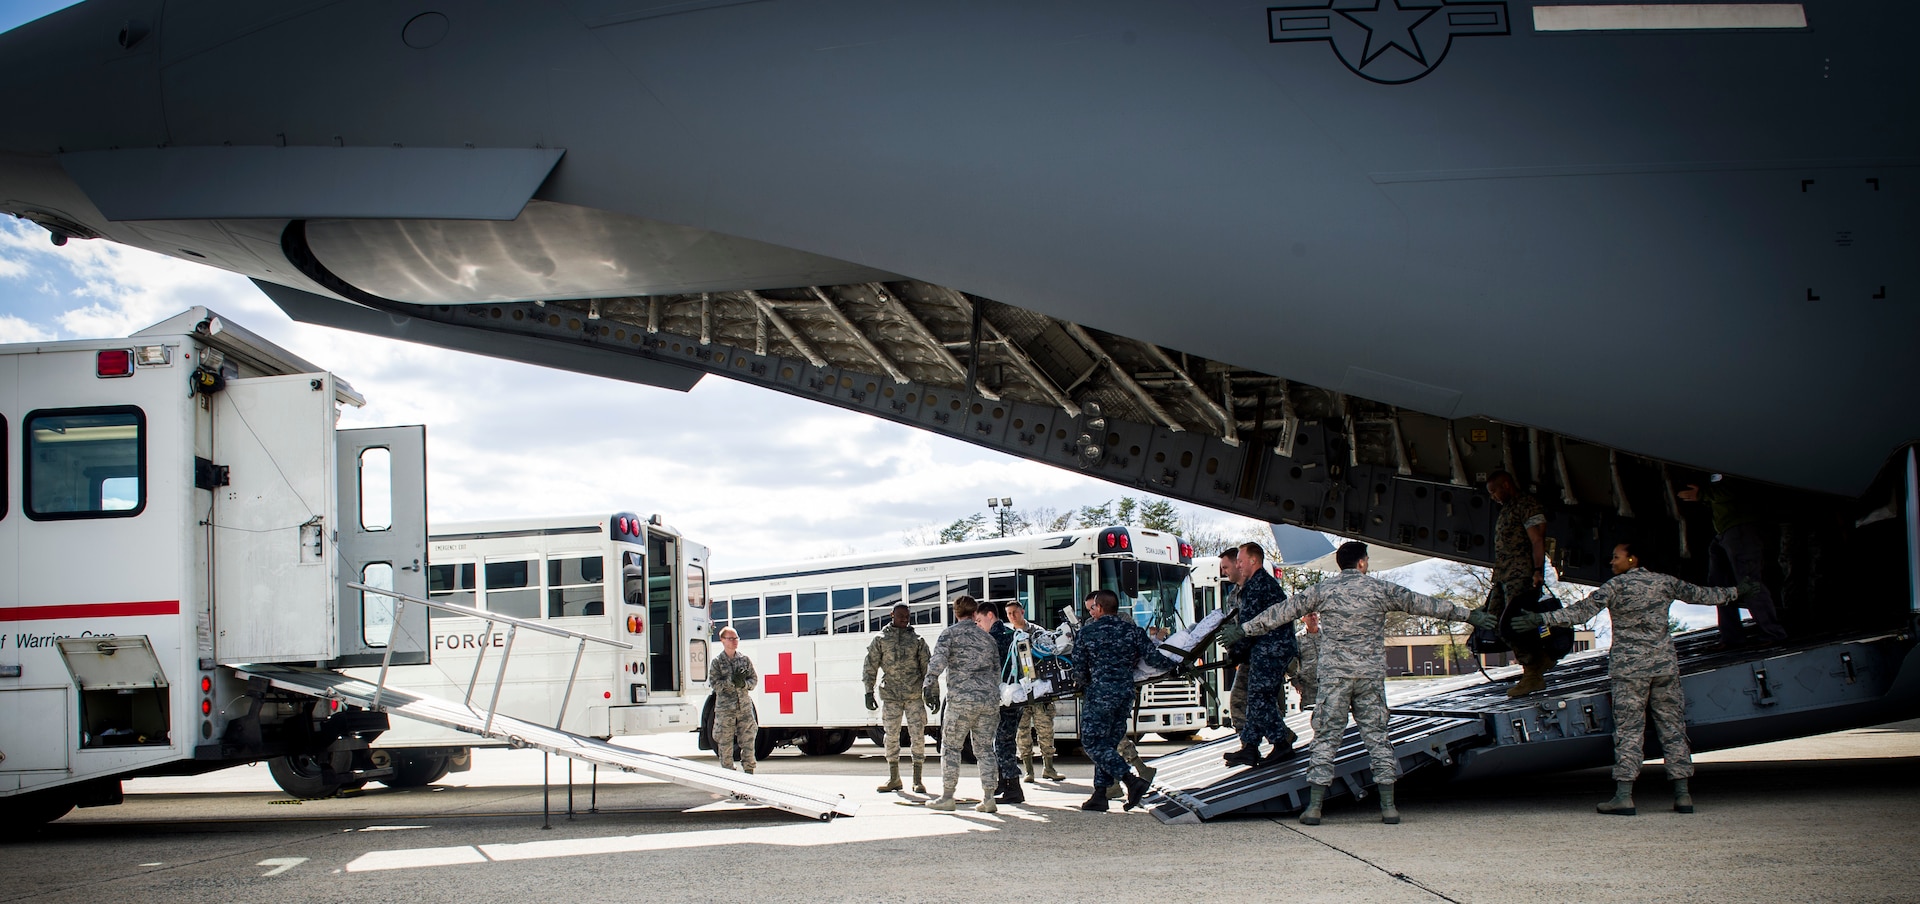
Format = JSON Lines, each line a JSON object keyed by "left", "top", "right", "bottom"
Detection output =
{"left": 262, "top": 512, "right": 717, "bottom": 796}
{"left": 706, "top": 526, "right": 1208, "bottom": 758}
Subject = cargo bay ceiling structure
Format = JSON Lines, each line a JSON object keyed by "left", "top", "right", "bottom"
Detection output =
{"left": 262, "top": 241, "right": 1790, "bottom": 590}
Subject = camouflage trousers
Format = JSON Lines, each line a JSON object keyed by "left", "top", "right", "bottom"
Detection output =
{"left": 939, "top": 700, "right": 1000, "bottom": 799}
{"left": 1017, "top": 699, "right": 1055, "bottom": 758}
{"left": 879, "top": 696, "right": 928, "bottom": 764}
{"left": 1611, "top": 673, "right": 1694, "bottom": 782}
{"left": 713, "top": 702, "right": 759, "bottom": 771}
{"left": 1306, "top": 676, "right": 1396, "bottom": 787}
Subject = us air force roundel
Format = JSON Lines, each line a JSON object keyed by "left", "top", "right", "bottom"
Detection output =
{"left": 1269, "top": 0, "right": 1509, "bottom": 84}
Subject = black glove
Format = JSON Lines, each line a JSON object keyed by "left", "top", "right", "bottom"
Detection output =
{"left": 732, "top": 674, "right": 749, "bottom": 689}
{"left": 1508, "top": 611, "right": 1546, "bottom": 633}
{"left": 1465, "top": 609, "right": 1498, "bottom": 631}
{"left": 1736, "top": 580, "right": 1764, "bottom": 600}
{"left": 864, "top": 691, "right": 878, "bottom": 711}
{"left": 924, "top": 686, "right": 941, "bottom": 713}
{"left": 1217, "top": 623, "right": 1247, "bottom": 648}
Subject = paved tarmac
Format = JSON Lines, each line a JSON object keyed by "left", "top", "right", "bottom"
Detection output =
{"left": 3, "top": 720, "right": 1917, "bottom": 904}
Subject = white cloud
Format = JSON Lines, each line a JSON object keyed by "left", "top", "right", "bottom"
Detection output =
{"left": 0, "top": 313, "right": 52, "bottom": 343}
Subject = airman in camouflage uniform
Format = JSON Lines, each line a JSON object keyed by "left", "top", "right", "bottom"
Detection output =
{"left": 1225, "top": 542, "right": 1493, "bottom": 825}
{"left": 1073, "top": 589, "right": 1180, "bottom": 812}
{"left": 1224, "top": 543, "right": 1298, "bottom": 768}
{"left": 1515, "top": 542, "right": 1745, "bottom": 816}
{"left": 1487, "top": 470, "right": 1559, "bottom": 697}
{"left": 924, "top": 596, "right": 1004, "bottom": 813}
{"left": 1007, "top": 603, "right": 1065, "bottom": 783}
{"left": 708, "top": 626, "right": 760, "bottom": 773}
{"left": 864, "top": 604, "right": 931, "bottom": 793}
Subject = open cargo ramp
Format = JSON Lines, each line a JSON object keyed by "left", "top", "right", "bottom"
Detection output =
{"left": 1143, "top": 625, "right": 1920, "bottom": 824}
{"left": 235, "top": 663, "right": 859, "bottom": 822}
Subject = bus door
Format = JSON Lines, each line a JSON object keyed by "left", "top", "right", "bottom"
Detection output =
{"left": 645, "top": 532, "right": 680, "bottom": 695}
{"left": 1022, "top": 567, "right": 1082, "bottom": 632}
{"left": 681, "top": 542, "right": 710, "bottom": 695}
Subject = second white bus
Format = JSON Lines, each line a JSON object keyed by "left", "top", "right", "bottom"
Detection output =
{"left": 706, "top": 525, "right": 1208, "bottom": 759}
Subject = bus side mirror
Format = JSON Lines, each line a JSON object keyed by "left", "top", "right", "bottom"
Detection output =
{"left": 1120, "top": 560, "right": 1140, "bottom": 597}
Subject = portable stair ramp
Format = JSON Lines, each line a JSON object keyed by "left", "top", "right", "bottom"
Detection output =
{"left": 236, "top": 584, "right": 857, "bottom": 822}
{"left": 236, "top": 664, "right": 858, "bottom": 821}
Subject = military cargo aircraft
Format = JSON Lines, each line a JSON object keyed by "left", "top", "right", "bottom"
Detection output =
{"left": 0, "top": 3, "right": 1914, "bottom": 808}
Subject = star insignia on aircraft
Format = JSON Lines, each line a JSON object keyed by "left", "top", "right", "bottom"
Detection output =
{"left": 1267, "top": 0, "right": 1510, "bottom": 85}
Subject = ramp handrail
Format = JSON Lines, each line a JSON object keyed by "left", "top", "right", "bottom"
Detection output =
{"left": 349, "top": 582, "right": 635, "bottom": 733}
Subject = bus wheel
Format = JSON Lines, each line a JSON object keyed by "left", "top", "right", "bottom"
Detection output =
{"left": 382, "top": 753, "right": 452, "bottom": 788}
{"left": 1158, "top": 731, "right": 1202, "bottom": 744}
{"left": 753, "top": 729, "right": 780, "bottom": 762}
{"left": 269, "top": 754, "right": 342, "bottom": 799}
{"left": 799, "top": 730, "right": 854, "bottom": 756}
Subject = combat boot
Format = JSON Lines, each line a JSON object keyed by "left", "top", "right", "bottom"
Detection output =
{"left": 1506, "top": 663, "right": 1547, "bottom": 698}
{"left": 912, "top": 760, "right": 927, "bottom": 794}
{"left": 1023, "top": 756, "right": 1036, "bottom": 784}
{"left": 927, "top": 795, "right": 958, "bottom": 811}
{"left": 1121, "top": 773, "right": 1151, "bottom": 811}
{"left": 1042, "top": 754, "right": 1064, "bottom": 781}
{"left": 1299, "top": 784, "right": 1328, "bottom": 825}
{"left": 1080, "top": 786, "right": 1110, "bottom": 811}
{"left": 997, "top": 781, "right": 1026, "bottom": 805}
{"left": 976, "top": 784, "right": 998, "bottom": 813}
{"left": 1222, "top": 746, "right": 1261, "bottom": 767}
{"left": 878, "top": 761, "right": 903, "bottom": 793}
{"left": 1672, "top": 779, "right": 1694, "bottom": 814}
{"left": 1597, "top": 781, "right": 1636, "bottom": 816}
{"left": 1378, "top": 782, "right": 1400, "bottom": 825}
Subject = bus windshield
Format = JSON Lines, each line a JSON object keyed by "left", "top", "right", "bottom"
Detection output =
{"left": 1098, "top": 559, "right": 1192, "bottom": 632}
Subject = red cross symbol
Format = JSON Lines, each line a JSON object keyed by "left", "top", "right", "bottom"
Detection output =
{"left": 764, "top": 652, "right": 810, "bottom": 714}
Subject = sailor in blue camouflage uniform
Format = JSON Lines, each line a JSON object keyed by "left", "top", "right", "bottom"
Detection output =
{"left": 980, "top": 602, "right": 1026, "bottom": 805}
{"left": 1223, "top": 542, "right": 1299, "bottom": 768}
{"left": 924, "top": 595, "right": 1004, "bottom": 813}
{"left": 1511, "top": 541, "right": 1750, "bottom": 817}
{"left": 1223, "top": 541, "right": 1495, "bottom": 825}
{"left": 1073, "top": 589, "right": 1180, "bottom": 812}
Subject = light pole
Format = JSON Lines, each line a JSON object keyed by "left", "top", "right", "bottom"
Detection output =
{"left": 988, "top": 497, "right": 1013, "bottom": 537}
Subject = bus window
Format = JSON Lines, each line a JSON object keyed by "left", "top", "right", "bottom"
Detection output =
{"left": 733, "top": 595, "right": 761, "bottom": 640}
{"left": 907, "top": 581, "right": 941, "bottom": 625}
{"left": 797, "top": 591, "right": 828, "bottom": 636}
{"left": 711, "top": 597, "right": 729, "bottom": 629}
{"left": 765, "top": 594, "right": 793, "bottom": 635}
{"left": 1029, "top": 567, "right": 1078, "bottom": 630}
{"left": 867, "top": 582, "right": 902, "bottom": 631}
{"left": 361, "top": 562, "right": 395, "bottom": 646}
{"left": 428, "top": 562, "right": 475, "bottom": 620}
{"left": 1101, "top": 559, "right": 1189, "bottom": 630}
{"left": 948, "top": 575, "right": 984, "bottom": 603}
{"left": 25, "top": 407, "right": 145, "bottom": 519}
{"left": 483, "top": 560, "right": 540, "bottom": 619}
{"left": 831, "top": 587, "right": 864, "bottom": 634}
{"left": 987, "top": 572, "right": 1018, "bottom": 603}
{"left": 548, "top": 555, "right": 605, "bottom": 617}
{"left": 622, "top": 551, "right": 645, "bottom": 607}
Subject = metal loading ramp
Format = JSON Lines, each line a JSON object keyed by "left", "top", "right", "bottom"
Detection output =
{"left": 235, "top": 663, "right": 859, "bottom": 821}
{"left": 1141, "top": 713, "right": 1486, "bottom": 824}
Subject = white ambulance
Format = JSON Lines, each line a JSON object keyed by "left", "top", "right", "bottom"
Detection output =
{"left": 0, "top": 308, "right": 430, "bottom": 826}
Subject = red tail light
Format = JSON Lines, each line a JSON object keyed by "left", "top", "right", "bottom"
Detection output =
{"left": 200, "top": 677, "right": 213, "bottom": 693}
{"left": 96, "top": 349, "right": 134, "bottom": 377}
